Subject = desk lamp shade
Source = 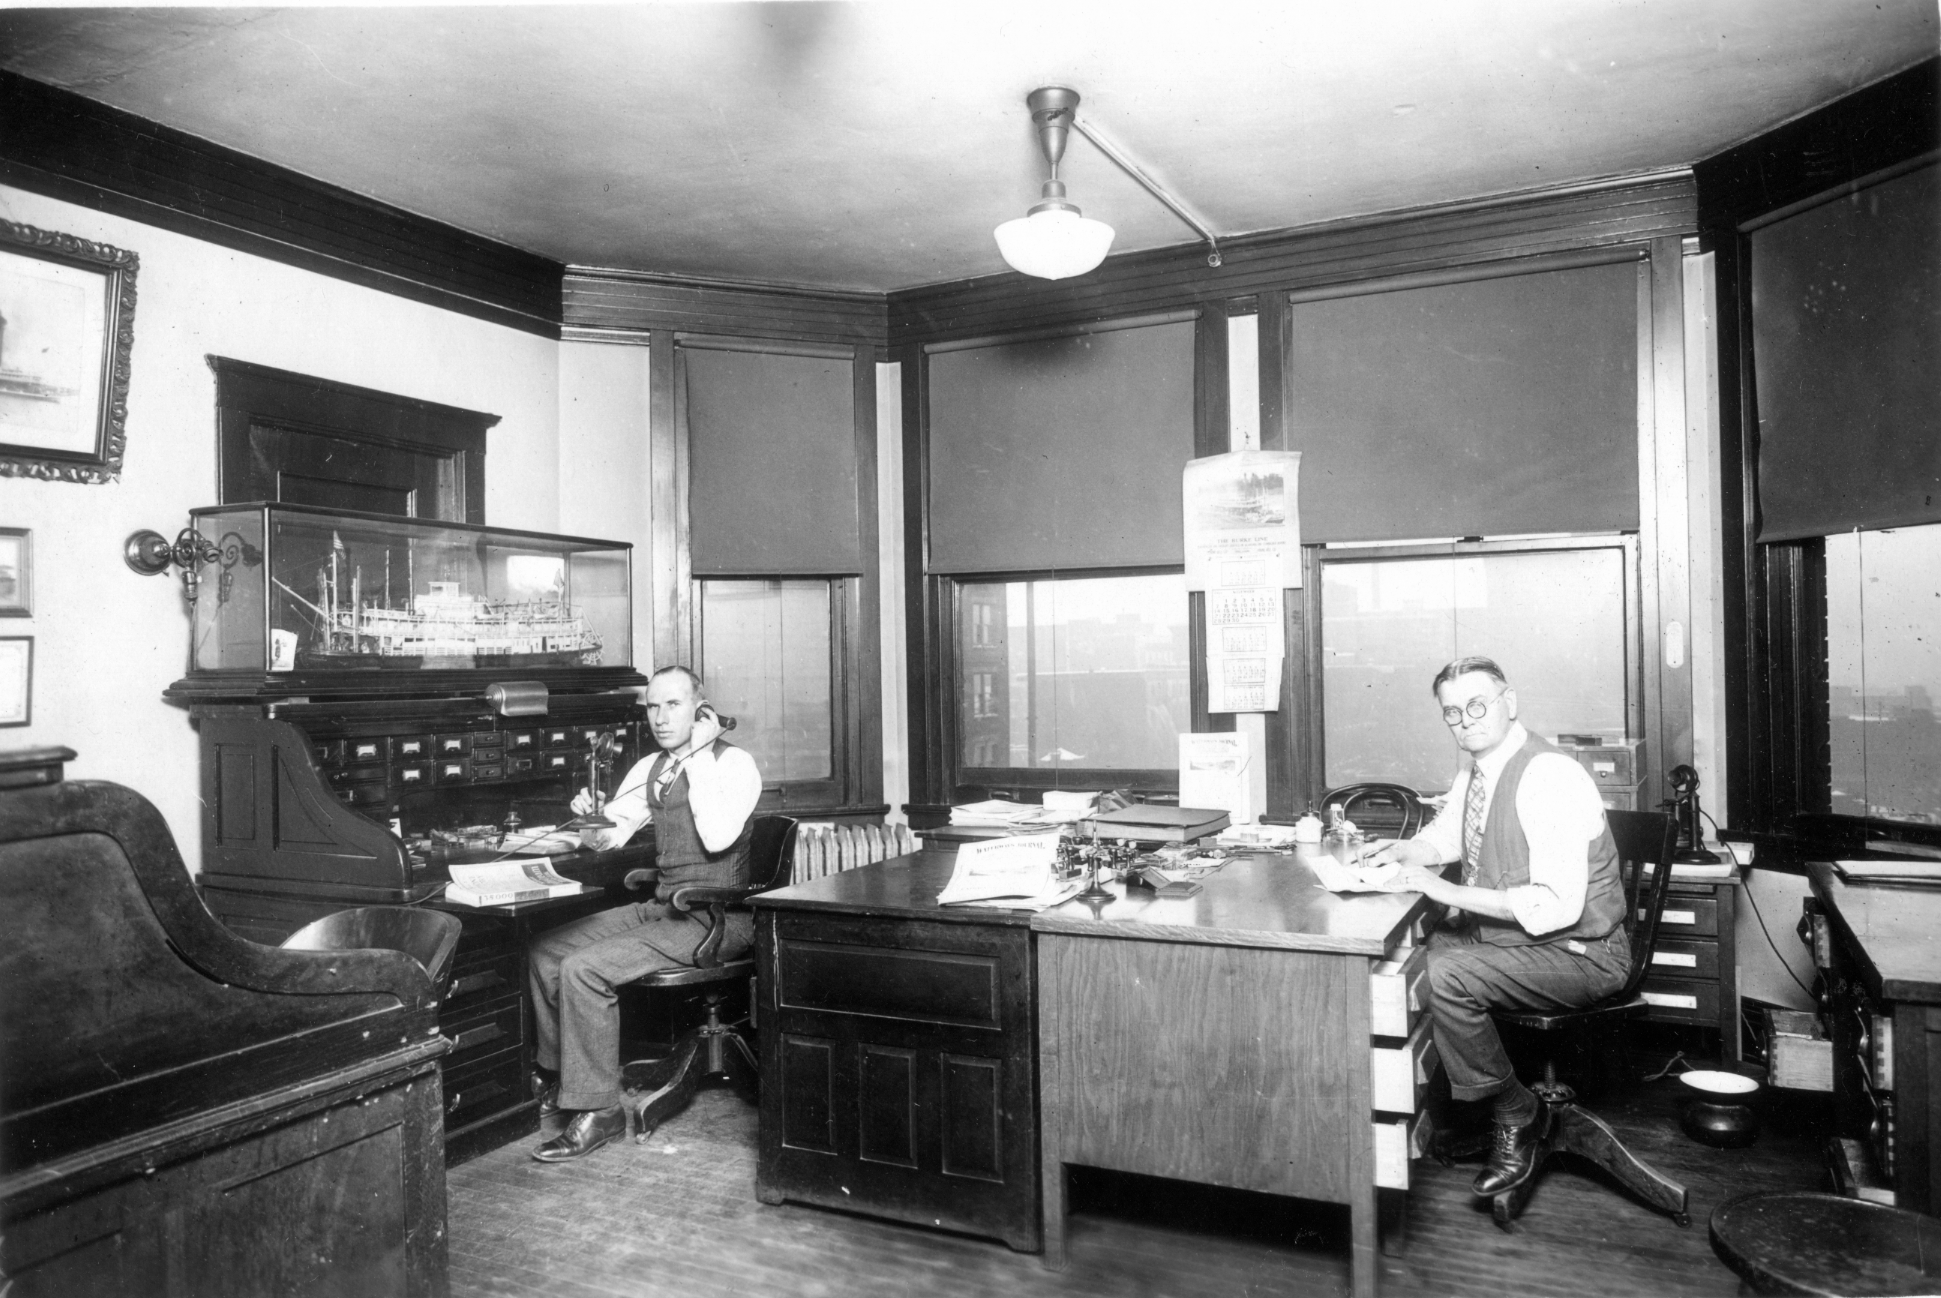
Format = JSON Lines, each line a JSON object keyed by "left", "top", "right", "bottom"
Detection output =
{"left": 995, "top": 87, "right": 1116, "bottom": 280}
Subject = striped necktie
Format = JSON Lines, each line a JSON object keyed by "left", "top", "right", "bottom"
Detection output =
{"left": 1461, "top": 767, "right": 1488, "bottom": 885}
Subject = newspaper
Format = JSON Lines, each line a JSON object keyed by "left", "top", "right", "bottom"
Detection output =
{"left": 447, "top": 857, "right": 588, "bottom": 907}
{"left": 936, "top": 831, "right": 1068, "bottom": 907}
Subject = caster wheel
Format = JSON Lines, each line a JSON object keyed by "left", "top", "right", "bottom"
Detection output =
{"left": 1674, "top": 1212, "right": 1691, "bottom": 1229}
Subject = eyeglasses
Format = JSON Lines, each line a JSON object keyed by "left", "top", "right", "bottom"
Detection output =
{"left": 1441, "top": 686, "right": 1508, "bottom": 726}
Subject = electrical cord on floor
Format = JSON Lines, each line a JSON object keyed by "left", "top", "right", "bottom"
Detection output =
{"left": 1705, "top": 808, "right": 1818, "bottom": 1001}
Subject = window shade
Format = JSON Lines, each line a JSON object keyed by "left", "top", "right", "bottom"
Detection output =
{"left": 927, "top": 320, "right": 1196, "bottom": 574}
{"left": 685, "top": 346, "right": 860, "bottom": 576}
{"left": 1751, "top": 163, "right": 1940, "bottom": 542}
{"left": 1285, "top": 262, "right": 1641, "bottom": 543}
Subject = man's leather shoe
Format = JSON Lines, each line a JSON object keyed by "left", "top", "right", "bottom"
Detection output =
{"left": 1472, "top": 1109, "right": 1548, "bottom": 1196}
{"left": 531, "top": 1105, "right": 627, "bottom": 1162}
{"left": 536, "top": 1083, "right": 561, "bottom": 1119}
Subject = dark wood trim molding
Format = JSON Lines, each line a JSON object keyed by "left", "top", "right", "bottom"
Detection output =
{"left": 851, "top": 348, "right": 885, "bottom": 809}
{"left": 0, "top": 72, "right": 564, "bottom": 338}
{"left": 1695, "top": 57, "right": 1939, "bottom": 235}
{"left": 888, "top": 171, "right": 1697, "bottom": 349}
{"left": 564, "top": 268, "right": 888, "bottom": 348}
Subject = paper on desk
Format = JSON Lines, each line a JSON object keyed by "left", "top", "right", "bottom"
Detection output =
{"left": 1303, "top": 848, "right": 1402, "bottom": 894}
{"left": 949, "top": 879, "right": 1087, "bottom": 911}
{"left": 1180, "top": 731, "right": 1258, "bottom": 825}
{"left": 936, "top": 830, "right": 1065, "bottom": 905}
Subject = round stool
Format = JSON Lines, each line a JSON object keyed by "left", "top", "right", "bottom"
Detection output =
{"left": 1709, "top": 1191, "right": 1941, "bottom": 1296}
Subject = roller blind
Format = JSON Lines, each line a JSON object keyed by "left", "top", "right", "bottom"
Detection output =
{"left": 927, "top": 319, "right": 1196, "bottom": 574}
{"left": 1751, "top": 163, "right": 1940, "bottom": 542}
{"left": 685, "top": 346, "right": 860, "bottom": 576}
{"left": 1286, "top": 261, "right": 1641, "bottom": 543}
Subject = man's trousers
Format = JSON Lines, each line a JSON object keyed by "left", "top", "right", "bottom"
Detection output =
{"left": 1422, "top": 923, "right": 1630, "bottom": 1102}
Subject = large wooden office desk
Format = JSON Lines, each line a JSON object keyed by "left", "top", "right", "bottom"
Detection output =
{"left": 1806, "top": 863, "right": 1941, "bottom": 1214}
{"left": 1033, "top": 853, "right": 1435, "bottom": 1298}
{"left": 754, "top": 849, "right": 1436, "bottom": 1296}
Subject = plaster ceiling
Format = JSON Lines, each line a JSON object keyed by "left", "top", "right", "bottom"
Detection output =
{"left": 2, "top": 1, "right": 1935, "bottom": 293}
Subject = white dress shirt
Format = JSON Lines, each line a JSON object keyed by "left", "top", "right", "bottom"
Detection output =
{"left": 583, "top": 742, "right": 764, "bottom": 854}
{"left": 1411, "top": 722, "right": 1609, "bottom": 936}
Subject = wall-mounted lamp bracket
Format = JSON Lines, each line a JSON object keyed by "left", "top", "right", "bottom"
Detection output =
{"left": 125, "top": 526, "right": 223, "bottom": 604}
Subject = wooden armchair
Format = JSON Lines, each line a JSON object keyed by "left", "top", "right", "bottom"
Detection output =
{"left": 615, "top": 814, "right": 799, "bottom": 1139}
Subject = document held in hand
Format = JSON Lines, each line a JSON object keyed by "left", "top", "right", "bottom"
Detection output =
{"left": 447, "top": 858, "right": 588, "bottom": 907}
{"left": 935, "top": 831, "right": 1070, "bottom": 907}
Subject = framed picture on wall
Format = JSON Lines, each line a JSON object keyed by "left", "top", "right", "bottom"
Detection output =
{"left": 0, "top": 221, "right": 139, "bottom": 485}
{"left": 0, "top": 528, "right": 30, "bottom": 617}
{"left": 0, "top": 636, "right": 30, "bottom": 727}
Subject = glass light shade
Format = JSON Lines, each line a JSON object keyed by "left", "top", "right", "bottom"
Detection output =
{"left": 993, "top": 208, "right": 1115, "bottom": 280}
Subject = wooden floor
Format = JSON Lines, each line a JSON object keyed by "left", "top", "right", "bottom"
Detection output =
{"left": 448, "top": 1045, "right": 1831, "bottom": 1298}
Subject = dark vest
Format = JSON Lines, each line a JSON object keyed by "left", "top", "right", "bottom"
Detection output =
{"left": 647, "top": 739, "right": 752, "bottom": 894}
{"left": 1470, "top": 735, "right": 1626, "bottom": 947}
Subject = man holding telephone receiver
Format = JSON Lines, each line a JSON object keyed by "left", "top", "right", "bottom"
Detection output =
{"left": 526, "top": 665, "right": 763, "bottom": 1162}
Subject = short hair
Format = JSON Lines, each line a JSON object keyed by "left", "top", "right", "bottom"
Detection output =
{"left": 647, "top": 665, "right": 705, "bottom": 700}
{"left": 1431, "top": 656, "right": 1508, "bottom": 696}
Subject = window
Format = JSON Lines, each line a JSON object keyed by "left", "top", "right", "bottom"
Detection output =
{"left": 696, "top": 579, "right": 838, "bottom": 800}
{"left": 1317, "top": 539, "right": 1635, "bottom": 791}
{"left": 955, "top": 572, "right": 1189, "bottom": 786}
{"left": 1825, "top": 524, "right": 1941, "bottom": 825}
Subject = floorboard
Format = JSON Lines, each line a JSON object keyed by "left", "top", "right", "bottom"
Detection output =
{"left": 449, "top": 1048, "right": 1832, "bottom": 1298}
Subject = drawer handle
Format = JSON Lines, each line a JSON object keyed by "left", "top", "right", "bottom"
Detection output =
{"left": 449, "top": 1023, "right": 507, "bottom": 1052}
{"left": 446, "top": 1078, "right": 510, "bottom": 1114}
{"left": 447, "top": 970, "right": 508, "bottom": 1000}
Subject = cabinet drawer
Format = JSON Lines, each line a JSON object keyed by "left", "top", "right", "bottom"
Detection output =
{"left": 343, "top": 737, "right": 387, "bottom": 765}
{"left": 442, "top": 996, "right": 521, "bottom": 1064}
{"left": 443, "top": 951, "right": 519, "bottom": 1015}
{"left": 1373, "top": 1110, "right": 1431, "bottom": 1190}
{"left": 540, "top": 752, "right": 573, "bottom": 773}
{"left": 1647, "top": 937, "right": 1719, "bottom": 981}
{"left": 390, "top": 734, "right": 434, "bottom": 761}
{"left": 1371, "top": 1014, "right": 1437, "bottom": 1114}
{"left": 433, "top": 757, "right": 472, "bottom": 784}
{"left": 472, "top": 762, "right": 505, "bottom": 782}
{"left": 433, "top": 732, "right": 475, "bottom": 757}
{"left": 1369, "top": 944, "right": 1428, "bottom": 1039}
{"left": 394, "top": 763, "right": 431, "bottom": 789}
{"left": 1640, "top": 976, "right": 1721, "bottom": 1023}
{"left": 505, "top": 730, "right": 541, "bottom": 751}
{"left": 334, "top": 782, "right": 389, "bottom": 808}
{"left": 443, "top": 1048, "right": 524, "bottom": 1127}
{"left": 1647, "top": 895, "right": 1720, "bottom": 936}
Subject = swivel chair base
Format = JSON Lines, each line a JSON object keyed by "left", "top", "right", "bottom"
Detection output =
{"left": 1439, "top": 1073, "right": 1690, "bottom": 1231}
{"left": 619, "top": 986, "right": 759, "bottom": 1142}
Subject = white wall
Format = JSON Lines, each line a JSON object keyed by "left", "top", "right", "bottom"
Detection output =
{"left": 558, "top": 340, "right": 652, "bottom": 668}
{"left": 0, "top": 184, "right": 561, "bottom": 870}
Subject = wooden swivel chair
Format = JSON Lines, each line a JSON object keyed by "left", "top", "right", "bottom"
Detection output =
{"left": 1321, "top": 782, "right": 1429, "bottom": 840}
{"left": 616, "top": 813, "right": 798, "bottom": 1140}
{"left": 1461, "top": 808, "right": 1691, "bottom": 1228}
{"left": 281, "top": 905, "right": 464, "bottom": 1000}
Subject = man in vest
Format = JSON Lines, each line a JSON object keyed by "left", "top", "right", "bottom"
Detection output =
{"left": 1363, "top": 656, "right": 1630, "bottom": 1198}
{"left": 526, "top": 665, "right": 763, "bottom": 1162}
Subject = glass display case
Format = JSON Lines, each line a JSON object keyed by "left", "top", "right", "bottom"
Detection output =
{"left": 184, "top": 502, "right": 632, "bottom": 678}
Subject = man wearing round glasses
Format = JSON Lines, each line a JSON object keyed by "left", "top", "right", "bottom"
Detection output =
{"left": 1361, "top": 656, "right": 1627, "bottom": 1201}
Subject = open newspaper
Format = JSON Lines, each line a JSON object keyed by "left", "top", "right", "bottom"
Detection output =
{"left": 447, "top": 857, "right": 588, "bottom": 907}
{"left": 935, "top": 831, "right": 1081, "bottom": 910}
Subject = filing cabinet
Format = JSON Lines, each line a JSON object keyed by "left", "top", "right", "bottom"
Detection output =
{"left": 1369, "top": 938, "right": 1436, "bottom": 1189}
{"left": 1638, "top": 875, "right": 1741, "bottom": 1060}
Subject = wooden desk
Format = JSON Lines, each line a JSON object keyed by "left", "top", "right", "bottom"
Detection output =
{"left": 1806, "top": 863, "right": 1941, "bottom": 1214}
{"left": 752, "top": 850, "right": 1040, "bottom": 1249}
{"left": 1031, "top": 852, "right": 1435, "bottom": 1298}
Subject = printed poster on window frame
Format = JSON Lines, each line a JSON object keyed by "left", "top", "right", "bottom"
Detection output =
{"left": 1183, "top": 450, "right": 1300, "bottom": 713}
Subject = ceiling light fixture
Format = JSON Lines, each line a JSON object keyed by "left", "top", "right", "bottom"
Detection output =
{"left": 994, "top": 86, "right": 1223, "bottom": 282}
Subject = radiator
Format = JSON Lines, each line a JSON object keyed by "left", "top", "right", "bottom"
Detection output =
{"left": 792, "top": 822, "right": 917, "bottom": 883}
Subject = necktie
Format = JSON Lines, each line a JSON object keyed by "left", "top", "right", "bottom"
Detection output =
{"left": 1461, "top": 767, "right": 1487, "bottom": 885}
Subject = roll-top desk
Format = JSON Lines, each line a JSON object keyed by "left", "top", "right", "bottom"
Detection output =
{"left": 161, "top": 503, "right": 652, "bottom": 1159}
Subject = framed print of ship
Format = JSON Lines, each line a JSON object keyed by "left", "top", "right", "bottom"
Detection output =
{"left": 0, "top": 221, "right": 138, "bottom": 484}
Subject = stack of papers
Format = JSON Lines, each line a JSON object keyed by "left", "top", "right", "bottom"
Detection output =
{"left": 1303, "top": 848, "right": 1402, "bottom": 894}
{"left": 1217, "top": 822, "right": 1302, "bottom": 850}
{"left": 936, "top": 832, "right": 1080, "bottom": 910}
{"left": 948, "top": 797, "right": 1095, "bottom": 830}
{"left": 1833, "top": 859, "right": 1941, "bottom": 885}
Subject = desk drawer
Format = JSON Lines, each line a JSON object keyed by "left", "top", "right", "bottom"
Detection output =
{"left": 1371, "top": 1014, "right": 1437, "bottom": 1114}
{"left": 1648, "top": 938, "right": 1719, "bottom": 981}
{"left": 1373, "top": 1111, "right": 1432, "bottom": 1190}
{"left": 443, "top": 1047, "right": 523, "bottom": 1127}
{"left": 443, "top": 950, "right": 519, "bottom": 1015}
{"left": 442, "top": 995, "right": 522, "bottom": 1065}
{"left": 1641, "top": 976, "right": 1721, "bottom": 1024}
{"left": 1369, "top": 945, "right": 1428, "bottom": 1039}
{"left": 1648, "top": 896, "right": 1720, "bottom": 936}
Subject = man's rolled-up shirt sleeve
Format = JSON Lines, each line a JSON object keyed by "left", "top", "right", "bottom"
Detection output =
{"left": 1505, "top": 753, "right": 1607, "bottom": 936}
{"left": 1409, "top": 764, "right": 1469, "bottom": 864}
{"left": 585, "top": 754, "right": 656, "bottom": 851}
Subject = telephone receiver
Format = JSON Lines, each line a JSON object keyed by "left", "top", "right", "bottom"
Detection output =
{"left": 696, "top": 702, "right": 737, "bottom": 732}
{"left": 1667, "top": 763, "right": 1720, "bottom": 865}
